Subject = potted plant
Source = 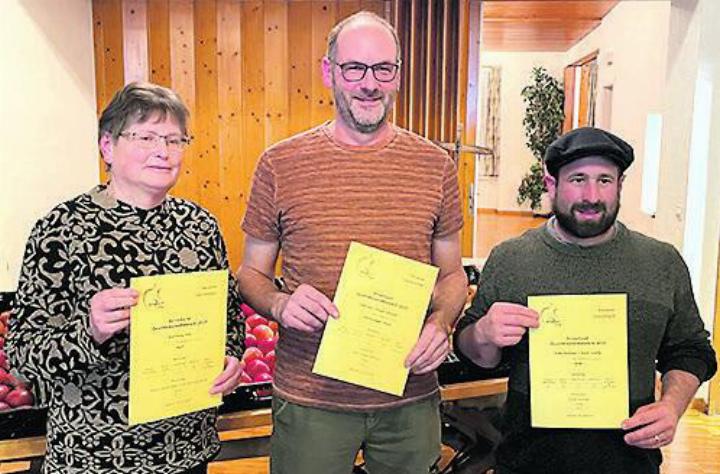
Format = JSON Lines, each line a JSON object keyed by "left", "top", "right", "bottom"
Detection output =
{"left": 517, "top": 66, "right": 564, "bottom": 213}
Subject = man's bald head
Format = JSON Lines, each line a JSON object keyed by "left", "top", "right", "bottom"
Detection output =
{"left": 326, "top": 11, "right": 401, "bottom": 63}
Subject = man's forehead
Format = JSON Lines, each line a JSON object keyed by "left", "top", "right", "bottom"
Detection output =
{"left": 560, "top": 155, "right": 621, "bottom": 176}
{"left": 335, "top": 20, "right": 397, "bottom": 60}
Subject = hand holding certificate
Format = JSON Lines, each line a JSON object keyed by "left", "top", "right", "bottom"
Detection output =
{"left": 129, "top": 270, "right": 228, "bottom": 425}
{"left": 528, "top": 294, "right": 629, "bottom": 429}
{"left": 313, "top": 242, "right": 438, "bottom": 396}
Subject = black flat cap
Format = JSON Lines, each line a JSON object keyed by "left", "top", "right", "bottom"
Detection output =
{"left": 544, "top": 127, "right": 634, "bottom": 176}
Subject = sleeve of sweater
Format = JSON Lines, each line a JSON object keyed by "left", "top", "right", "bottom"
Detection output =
{"left": 453, "top": 245, "right": 508, "bottom": 367}
{"left": 655, "top": 247, "right": 717, "bottom": 383}
{"left": 7, "top": 211, "right": 107, "bottom": 405}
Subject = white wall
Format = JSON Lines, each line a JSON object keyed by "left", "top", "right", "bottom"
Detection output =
{"left": 564, "top": 1, "right": 672, "bottom": 237}
{"left": 661, "top": 0, "right": 720, "bottom": 358}
{"left": 477, "top": 52, "right": 566, "bottom": 212}
{"left": 0, "top": 0, "right": 98, "bottom": 291}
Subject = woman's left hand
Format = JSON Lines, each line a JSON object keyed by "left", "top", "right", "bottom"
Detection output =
{"left": 210, "top": 356, "right": 243, "bottom": 396}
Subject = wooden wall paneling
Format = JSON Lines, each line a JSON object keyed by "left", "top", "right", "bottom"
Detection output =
{"left": 310, "top": 2, "right": 336, "bottom": 125}
{"left": 392, "top": 0, "right": 410, "bottom": 130}
{"left": 216, "top": 0, "right": 244, "bottom": 264}
{"left": 422, "top": 0, "right": 435, "bottom": 139}
{"left": 264, "top": 2, "right": 289, "bottom": 147}
{"left": 710, "top": 241, "right": 720, "bottom": 416}
{"left": 429, "top": 0, "right": 445, "bottom": 141}
{"left": 93, "top": 0, "right": 126, "bottom": 183}
{"left": 562, "top": 65, "right": 575, "bottom": 133}
{"left": 147, "top": 0, "right": 171, "bottom": 86}
{"left": 408, "top": 0, "right": 424, "bottom": 134}
{"left": 337, "top": 0, "right": 362, "bottom": 22}
{"left": 456, "top": 0, "right": 472, "bottom": 257}
{"left": 122, "top": 0, "right": 149, "bottom": 83}
{"left": 578, "top": 63, "right": 591, "bottom": 128}
{"left": 359, "top": 0, "right": 385, "bottom": 15}
{"left": 287, "top": 2, "right": 313, "bottom": 138}
{"left": 168, "top": 0, "right": 198, "bottom": 201}
{"left": 93, "top": 0, "right": 126, "bottom": 112}
{"left": 448, "top": 2, "right": 460, "bottom": 144}
{"left": 240, "top": 1, "right": 266, "bottom": 246}
{"left": 464, "top": 0, "right": 480, "bottom": 150}
{"left": 440, "top": 0, "right": 453, "bottom": 142}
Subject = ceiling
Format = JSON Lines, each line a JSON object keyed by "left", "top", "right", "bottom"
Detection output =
{"left": 481, "top": 0, "right": 619, "bottom": 52}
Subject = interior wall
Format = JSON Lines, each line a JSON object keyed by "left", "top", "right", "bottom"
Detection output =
{"left": 0, "top": 0, "right": 98, "bottom": 291}
{"left": 476, "top": 52, "right": 566, "bottom": 213}
{"left": 563, "top": 0, "right": 672, "bottom": 238}
{"left": 661, "top": 0, "right": 720, "bottom": 358}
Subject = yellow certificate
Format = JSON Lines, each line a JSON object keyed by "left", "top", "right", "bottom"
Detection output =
{"left": 129, "top": 270, "right": 228, "bottom": 425}
{"left": 313, "top": 242, "right": 439, "bottom": 396}
{"left": 528, "top": 294, "right": 628, "bottom": 429}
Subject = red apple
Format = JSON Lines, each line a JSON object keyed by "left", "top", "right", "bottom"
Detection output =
{"left": 268, "top": 321, "right": 279, "bottom": 333}
{"left": 245, "top": 314, "right": 269, "bottom": 329}
{"left": 256, "top": 338, "right": 276, "bottom": 355}
{"left": 240, "top": 372, "right": 252, "bottom": 384}
{"left": 240, "top": 303, "right": 256, "bottom": 316}
{"left": 241, "top": 347, "right": 264, "bottom": 364}
{"left": 253, "top": 372, "right": 273, "bottom": 383}
{"left": 245, "top": 359, "right": 270, "bottom": 379}
{"left": 5, "top": 388, "right": 33, "bottom": 408}
{"left": 0, "top": 368, "right": 12, "bottom": 386}
{"left": 244, "top": 333, "right": 257, "bottom": 348}
{"left": 0, "top": 384, "right": 10, "bottom": 401}
{"left": 263, "top": 350, "right": 276, "bottom": 371}
{"left": 0, "top": 401, "right": 9, "bottom": 411}
{"left": 252, "top": 324, "right": 274, "bottom": 341}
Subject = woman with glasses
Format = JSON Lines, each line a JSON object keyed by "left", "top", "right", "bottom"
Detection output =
{"left": 7, "top": 82, "right": 243, "bottom": 473}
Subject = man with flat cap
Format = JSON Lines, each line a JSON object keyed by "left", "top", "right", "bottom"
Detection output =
{"left": 455, "top": 127, "right": 716, "bottom": 473}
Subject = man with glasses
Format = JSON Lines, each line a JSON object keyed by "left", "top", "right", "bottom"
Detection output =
{"left": 238, "top": 11, "right": 467, "bottom": 474}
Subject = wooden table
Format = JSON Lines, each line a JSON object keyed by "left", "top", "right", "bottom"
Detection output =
{"left": 0, "top": 377, "right": 508, "bottom": 462}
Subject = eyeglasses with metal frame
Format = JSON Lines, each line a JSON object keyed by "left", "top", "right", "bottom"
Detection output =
{"left": 119, "top": 132, "right": 192, "bottom": 153}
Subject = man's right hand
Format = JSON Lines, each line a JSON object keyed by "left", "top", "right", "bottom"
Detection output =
{"left": 271, "top": 284, "right": 338, "bottom": 332}
{"left": 473, "top": 302, "right": 539, "bottom": 348}
{"left": 89, "top": 288, "right": 139, "bottom": 345}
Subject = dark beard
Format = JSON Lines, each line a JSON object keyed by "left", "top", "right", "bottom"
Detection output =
{"left": 553, "top": 200, "right": 620, "bottom": 239}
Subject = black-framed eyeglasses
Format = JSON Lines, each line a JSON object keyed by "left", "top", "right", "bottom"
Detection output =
{"left": 119, "top": 131, "right": 192, "bottom": 153}
{"left": 331, "top": 59, "right": 401, "bottom": 83}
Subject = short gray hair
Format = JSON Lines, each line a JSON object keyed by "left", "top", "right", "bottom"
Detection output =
{"left": 327, "top": 11, "right": 401, "bottom": 62}
{"left": 98, "top": 82, "right": 189, "bottom": 142}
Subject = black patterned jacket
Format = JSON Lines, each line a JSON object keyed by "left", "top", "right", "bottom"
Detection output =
{"left": 8, "top": 185, "right": 243, "bottom": 473}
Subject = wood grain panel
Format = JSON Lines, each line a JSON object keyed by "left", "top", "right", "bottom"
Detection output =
{"left": 216, "top": 0, "right": 244, "bottom": 261}
{"left": 287, "top": 1, "right": 313, "bottom": 137}
{"left": 92, "top": 0, "right": 479, "bottom": 264}
{"left": 563, "top": 65, "right": 575, "bottom": 133}
{"left": 122, "top": 0, "right": 149, "bottom": 83}
{"left": 166, "top": 0, "right": 198, "bottom": 204}
{"left": 310, "top": 1, "right": 336, "bottom": 125}
{"left": 710, "top": 243, "right": 720, "bottom": 416}
{"left": 240, "top": 0, "right": 266, "bottom": 217}
{"left": 264, "top": 2, "right": 289, "bottom": 146}
{"left": 481, "top": 1, "right": 618, "bottom": 52}
{"left": 577, "top": 62, "right": 591, "bottom": 128}
{"left": 147, "top": 0, "right": 171, "bottom": 86}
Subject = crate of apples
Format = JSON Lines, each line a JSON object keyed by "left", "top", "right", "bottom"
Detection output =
{"left": 0, "top": 311, "right": 35, "bottom": 411}
{"left": 239, "top": 303, "right": 278, "bottom": 386}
